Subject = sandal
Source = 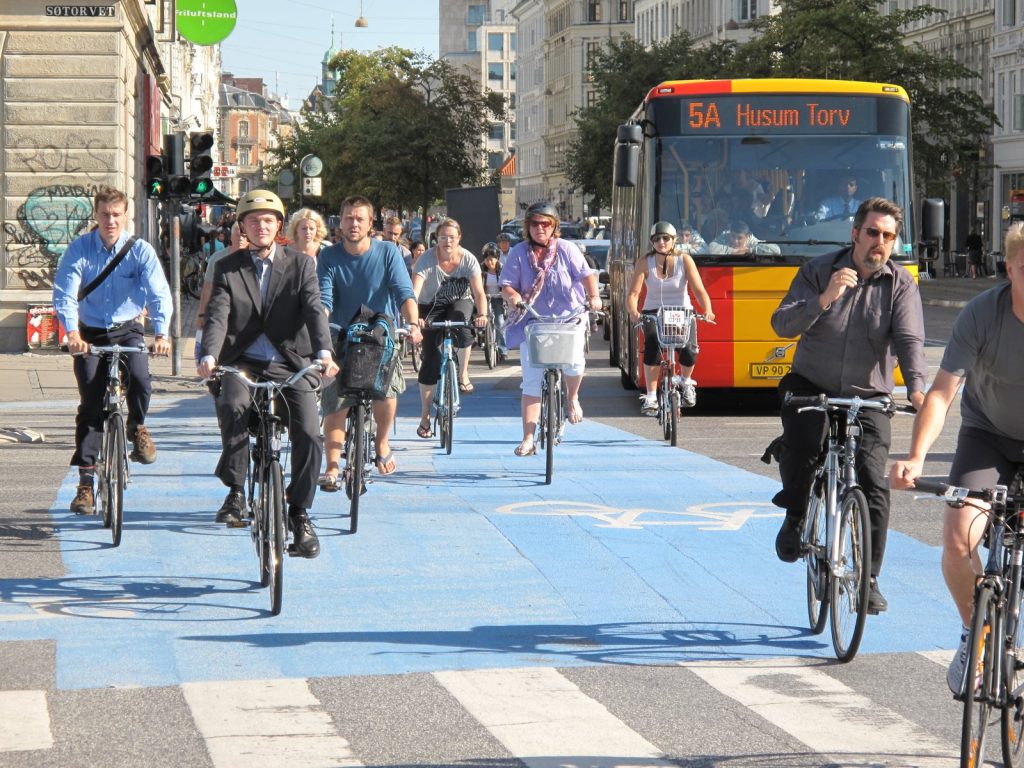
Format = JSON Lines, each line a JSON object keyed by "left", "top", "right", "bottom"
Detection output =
{"left": 318, "top": 469, "right": 341, "bottom": 492}
{"left": 459, "top": 381, "right": 475, "bottom": 393}
{"left": 374, "top": 451, "right": 397, "bottom": 475}
{"left": 514, "top": 439, "right": 537, "bottom": 457}
{"left": 416, "top": 420, "right": 433, "bottom": 439}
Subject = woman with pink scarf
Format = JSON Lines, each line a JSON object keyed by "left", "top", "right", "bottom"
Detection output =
{"left": 500, "top": 202, "right": 602, "bottom": 457}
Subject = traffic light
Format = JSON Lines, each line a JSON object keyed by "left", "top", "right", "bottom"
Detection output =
{"left": 163, "top": 132, "right": 189, "bottom": 197}
{"left": 145, "top": 155, "right": 166, "bottom": 200}
{"left": 188, "top": 131, "right": 215, "bottom": 197}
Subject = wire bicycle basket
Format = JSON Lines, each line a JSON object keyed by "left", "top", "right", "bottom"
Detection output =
{"left": 655, "top": 306, "right": 694, "bottom": 346}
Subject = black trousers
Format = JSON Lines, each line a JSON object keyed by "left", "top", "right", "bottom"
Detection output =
{"left": 417, "top": 298, "right": 475, "bottom": 385}
{"left": 71, "top": 322, "right": 151, "bottom": 467}
{"left": 773, "top": 372, "right": 893, "bottom": 577}
{"left": 214, "top": 359, "right": 322, "bottom": 511}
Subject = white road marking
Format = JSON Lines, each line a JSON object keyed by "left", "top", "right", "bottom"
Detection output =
{"left": 685, "top": 658, "right": 956, "bottom": 766}
{"left": 182, "top": 678, "right": 360, "bottom": 767}
{"left": 434, "top": 666, "right": 675, "bottom": 767}
{"left": 0, "top": 690, "right": 53, "bottom": 751}
{"left": 918, "top": 649, "right": 956, "bottom": 668}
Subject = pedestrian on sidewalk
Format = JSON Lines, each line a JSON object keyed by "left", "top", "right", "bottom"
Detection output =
{"left": 965, "top": 229, "right": 984, "bottom": 279}
{"left": 52, "top": 185, "right": 173, "bottom": 515}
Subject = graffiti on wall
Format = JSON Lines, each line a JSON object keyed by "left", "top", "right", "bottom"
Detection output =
{"left": 4, "top": 184, "right": 97, "bottom": 270}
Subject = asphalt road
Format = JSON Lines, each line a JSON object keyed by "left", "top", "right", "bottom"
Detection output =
{"left": 0, "top": 300, "right": 979, "bottom": 767}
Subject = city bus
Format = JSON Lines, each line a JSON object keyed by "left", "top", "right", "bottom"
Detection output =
{"left": 607, "top": 78, "right": 938, "bottom": 391}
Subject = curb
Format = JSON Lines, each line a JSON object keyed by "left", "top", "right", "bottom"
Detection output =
{"left": 921, "top": 298, "right": 968, "bottom": 309}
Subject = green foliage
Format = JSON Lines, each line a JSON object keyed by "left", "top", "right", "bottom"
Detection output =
{"left": 566, "top": 0, "right": 995, "bottom": 206}
{"left": 267, "top": 48, "right": 503, "bottom": 219}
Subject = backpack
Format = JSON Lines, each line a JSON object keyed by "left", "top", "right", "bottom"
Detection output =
{"left": 335, "top": 304, "right": 398, "bottom": 400}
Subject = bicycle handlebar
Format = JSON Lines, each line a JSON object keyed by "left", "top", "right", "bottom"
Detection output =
{"left": 516, "top": 301, "right": 588, "bottom": 324}
{"left": 427, "top": 320, "right": 471, "bottom": 329}
{"left": 214, "top": 360, "right": 325, "bottom": 391}
{"left": 785, "top": 392, "right": 915, "bottom": 415}
{"left": 83, "top": 344, "right": 149, "bottom": 356}
{"left": 911, "top": 477, "right": 1022, "bottom": 508}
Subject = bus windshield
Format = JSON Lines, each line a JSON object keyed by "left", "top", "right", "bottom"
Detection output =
{"left": 652, "top": 128, "right": 913, "bottom": 263}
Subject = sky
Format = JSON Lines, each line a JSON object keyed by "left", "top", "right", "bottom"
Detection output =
{"left": 219, "top": 0, "right": 440, "bottom": 108}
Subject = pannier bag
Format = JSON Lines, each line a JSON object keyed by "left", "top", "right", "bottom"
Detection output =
{"left": 335, "top": 304, "right": 398, "bottom": 400}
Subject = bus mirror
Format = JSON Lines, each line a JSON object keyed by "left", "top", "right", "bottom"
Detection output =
{"left": 599, "top": 272, "right": 610, "bottom": 284}
{"left": 921, "top": 198, "right": 944, "bottom": 242}
{"left": 614, "top": 124, "right": 643, "bottom": 188}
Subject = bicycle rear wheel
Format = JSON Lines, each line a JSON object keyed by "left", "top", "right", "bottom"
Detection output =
{"left": 345, "top": 403, "right": 365, "bottom": 534}
{"left": 544, "top": 369, "right": 559, "bottom": 485}
{"left": 411, "top": 341, "right": 421, "bottom": 372}
{"left": 803, "top": 478, "right": 829, "bottom": 635}
{"left": 443, "top": 358, "right": 457, "bottom": 455}
{"left": 484, "top": 323, "right": 497, "bottom": 369}
{"left": 267, "top": 460, "right": 285, "bottom": 616}
{"left": 829, "top": 487, "right": 872, "bottom": 661}
{"left": 1003, "top": 566, "right": 1024, "bottom": 768}
{"left": 105, "top": 412, "right": 126, "bottom": 547}
{"left": 963, "top": 584, "right": 997, "bottom": 767}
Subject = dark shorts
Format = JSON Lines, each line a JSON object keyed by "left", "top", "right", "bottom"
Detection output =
{"left": 949, "top": 425, "right": 1024, "bottom": 492}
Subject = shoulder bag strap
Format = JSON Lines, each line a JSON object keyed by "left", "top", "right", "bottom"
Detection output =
{"left": 77, "top": 235, "right": 139, "bottom": 302}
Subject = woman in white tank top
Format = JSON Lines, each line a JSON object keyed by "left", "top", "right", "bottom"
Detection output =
{"left": 626, "top": 221, "right": 715, "bottom": 414}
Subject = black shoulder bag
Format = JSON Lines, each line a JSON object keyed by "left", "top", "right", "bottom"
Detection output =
{"left": 77, "top": 236, "right": 139, "bottom": 301}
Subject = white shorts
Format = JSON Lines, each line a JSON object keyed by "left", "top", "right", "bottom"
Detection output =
{"left": 518, "top": 340, "right": 585, "bottom": 397}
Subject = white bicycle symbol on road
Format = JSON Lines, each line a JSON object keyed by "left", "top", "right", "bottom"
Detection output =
{"left": 494, "top": 500, "right": 782, "bottom": 531}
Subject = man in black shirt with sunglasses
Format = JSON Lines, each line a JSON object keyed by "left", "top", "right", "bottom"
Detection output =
{"left": 769, "top": 197, "right": 927, "bottom": 613}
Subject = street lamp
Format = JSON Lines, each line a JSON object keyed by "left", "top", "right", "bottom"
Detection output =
{"left": 355, "top": 0, "right": 369, "bottom": 27}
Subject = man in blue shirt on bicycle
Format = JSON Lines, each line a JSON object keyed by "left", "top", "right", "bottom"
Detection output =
{"left": 53, "top": 185, "right": 172, "bottom": 516}
{"left": 891, "top": 222, "right": 1024, "bottom": 692}
{"left": 771, "top": 197, "right": 927, "bottom": 614}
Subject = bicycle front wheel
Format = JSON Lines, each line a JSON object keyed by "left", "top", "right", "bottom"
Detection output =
{"left": 443, "top": 358, "right": 457, "bottom": 455}
{"left": 345, "top": 403, "right": 365, "bottom": 534}
{"left": 411, "top": 341, "right": 421, "bottom": 372}
{"left": 485, "top": 323, "right": 497, "bottom": 369}
{"left": 669, "top": 390, "right": 680, "bottom": 447}
{"left": 804, "top": 478, "right": 829, "bottom": 635}
{"left": 268, "top": 460, "right": 285, "bottom": 616}
{"left": 105, "top": 412, "right": 126, "bottom": 547}
{"left": 829, "top": 487, "right": 872, "bottom": 661}
{"left": 543, "top": 369, "right": 559, "bottom": 485}
{"left": 1003, "top": 565, "right": 1024, "bottom": 768}
{"left": 963, "top": 584, "right": 997, "bottom": 767}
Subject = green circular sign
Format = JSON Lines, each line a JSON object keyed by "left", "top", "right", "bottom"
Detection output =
{"left": 176, "top": 0, "right": 238, "bottom": 46}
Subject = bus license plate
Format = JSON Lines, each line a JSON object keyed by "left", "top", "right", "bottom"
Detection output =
{"left": 750, "top": 363, "right": 790, "bottom": 379}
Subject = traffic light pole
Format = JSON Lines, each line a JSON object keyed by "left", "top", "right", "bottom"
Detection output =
{"left": 169, "top": 212, "right": 182, "bottom": 376}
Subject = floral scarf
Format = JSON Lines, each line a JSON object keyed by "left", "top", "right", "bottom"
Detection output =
{"left": 505, "top": 239, "right": 559, "bottom": 328}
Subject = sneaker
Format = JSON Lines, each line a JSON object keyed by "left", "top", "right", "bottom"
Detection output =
{"left": 289, "top": 513, "right": 321, "bottom": 559}
{"left": 867, "top": 577, "right": 888, "bottom": 614}
{"left": 680, "top": 380, "right": 697, "bottom": 408}
{"left": 70, "top": 484, "right": 95, "bottom": 515}
{"left": 775, "top": 513, "right": 802, "bottom": 562}
{"left": 129, "top": 425, "right": 157, "bottom": 464}
{"left": 640, "top": 394, "right": 658, "bottom": 416}
{"left": 947, "top": 630, "right": 971, "bottom": 695}
{"left": 215, "top": 490, "right": 246, "bottom": 527}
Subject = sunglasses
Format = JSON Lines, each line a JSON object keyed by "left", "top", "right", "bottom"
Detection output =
{"left": 651, "top": 234, "right": 674, "bottom": 243}
{"left": 861, "top": 226, "right": 898, "bottom": 244}
{"left": 529, "top": 219, "right": 554, "bottom": 229}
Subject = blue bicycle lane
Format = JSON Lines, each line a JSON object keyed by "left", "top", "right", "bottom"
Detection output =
{"left": 0, "top": 374, "right": 959, "bottom": 690}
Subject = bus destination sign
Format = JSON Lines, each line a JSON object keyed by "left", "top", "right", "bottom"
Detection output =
{"left": 681, "top": 96, "right": 878, "bottom": 135}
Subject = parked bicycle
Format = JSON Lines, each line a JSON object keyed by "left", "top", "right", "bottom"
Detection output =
{"left": 88, "top": 343, "right": 149, "bottom": 547}
{"left": 642, "top": 306, "right": 713, "bottom": 447}
{"left": 785, "top": 392, "right": 913, "bottom": 661}
{"left": 428, "top": 320, "right": 470, "bottom": 455}
{"left": 214, "top": 361, "right": 325, "bottom": 616}
{"left": 913, "top": 470, "right": 1024, "bottom": 768}
{"left": 518, "top": 303, "right": 589, "bottom": 485}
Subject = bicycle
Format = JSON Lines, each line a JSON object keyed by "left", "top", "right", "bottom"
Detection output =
{"left": 215, "top": 361, "right": 324, "bottom": 616}
{"left": 88, "top": 343, "right": 148, "bottom": 547}
{"left": 428, "top": 320, "right": 470, "bottom": 456}
{"left": 642, "top": 306, "right": 712, "bottom": 447}
{"left": 181, "top": 249, "right": 205, "bottom": 300}
{"left": 479, "top": 299, "right": 499, "bottom": 370}
{"left": 785, "top": 392, "right": 913, "bottom": 661}
{"left": 519, "top": 303, "right": 588, "bottom": 485}
{"left": 914, "top": 469, "right": 1024, "bottom": 768}
{"left": 399, "top": 329, "right": 421, "bottom": 373}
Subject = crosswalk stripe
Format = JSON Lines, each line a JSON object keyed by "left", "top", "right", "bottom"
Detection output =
{"left": 685, "top": 658, "right": 956, "bottom": 765}
{"left": 918, "top": 649, "right": 955, "bottom": 668}
{"left": 433, "top": 667, "right": 676, "bottom": 767}
{"left": 181, "top": 679, "right": 361, "bottom": 767}
{"left": 0, "top": 690, "right": 52, "bottom": 751}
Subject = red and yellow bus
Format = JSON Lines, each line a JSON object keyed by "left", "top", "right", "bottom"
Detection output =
{"left": 607, "top": 78, "right": 928, "bottom": 390}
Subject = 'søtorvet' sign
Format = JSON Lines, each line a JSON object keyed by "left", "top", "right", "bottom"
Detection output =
{"left": 45, "top": 6, "right": 116, "bottom": 15}
{"left": 176, "top": 0, "right": 237, "bottom": 46}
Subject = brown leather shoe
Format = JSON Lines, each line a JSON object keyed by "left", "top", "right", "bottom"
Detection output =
{"left": 70, "top": 484, "right": 95, "bottom": 515}
{"left": 129, "top": 425, "right": 157, "bottom": 464}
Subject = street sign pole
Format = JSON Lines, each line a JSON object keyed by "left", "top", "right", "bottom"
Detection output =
{"left": 169, "top": 213, "right": 182, "bottom": 375}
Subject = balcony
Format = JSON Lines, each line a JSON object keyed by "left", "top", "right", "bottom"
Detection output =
{"left": 233, "top": 135, "right": 255, "bottom": 147}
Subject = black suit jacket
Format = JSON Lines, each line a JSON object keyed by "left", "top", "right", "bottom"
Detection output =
{"left": 202, "top": 245, "right": 331, "bottom": 372}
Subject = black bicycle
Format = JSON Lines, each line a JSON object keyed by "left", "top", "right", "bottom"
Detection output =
{"left": 786, "top": 393, "right": 912, "bottom": 661}
{"left": 914, "top": 469, "right": 1024, "bottom": 768}
{"left": 216, "top": 361, "right": 324, "bottom": 616}
{"left": 428, "top": 320, "right": 469, "bottom": 456}
{"left": 89, "top": 344, "right": 148, "bottom": 547}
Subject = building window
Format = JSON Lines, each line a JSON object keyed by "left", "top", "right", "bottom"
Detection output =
{"left": 488, "top": 63, "right": 503, "bottom": 83}
{"left": 585, "top": 41, "right": 601, "bottom": 77}
{"left": 1002, "top": 0, "right": 1016, "bottom": 27}
{"left": 618, "top": 0, "right": 630, "bottom": 21}
{"left": 239, "top": 120, "right": 249, "bottom": 137}
{"left": 508, "top": 93, "right": 516, "bottom": 109}
{"left": 586, "top": 90, "right": 599, "bottom": 108}
{"left": 488, "top": 151, "right": 504, "bottom": 170}
{"left": 239, "top": 148, "right": 250, "bottom": 166}
{"left": 739, "top": 0, "right": 757, "bottom": 21}
{"left": 510, "top": 33, "right": 517, "bottom": 52}
{"left": 510, "top": 122, "right": 516, "bottom": 141}
{"left": 588, "top": 0, "right": 602, "bottom": 21}
{"left": 467, "top": 4, "right": 485, "bottom": 24}
{"left": 509, "top": 63, "right": 516, "bottom": 81}
{"left": 489, "top": 123, "right": 504, "bottom": 141}
{"left": 488, "top": 32, "right": 503, "bottom": 52}
{"left": 467, "top": 31, "right": 478, "bottom": 52}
